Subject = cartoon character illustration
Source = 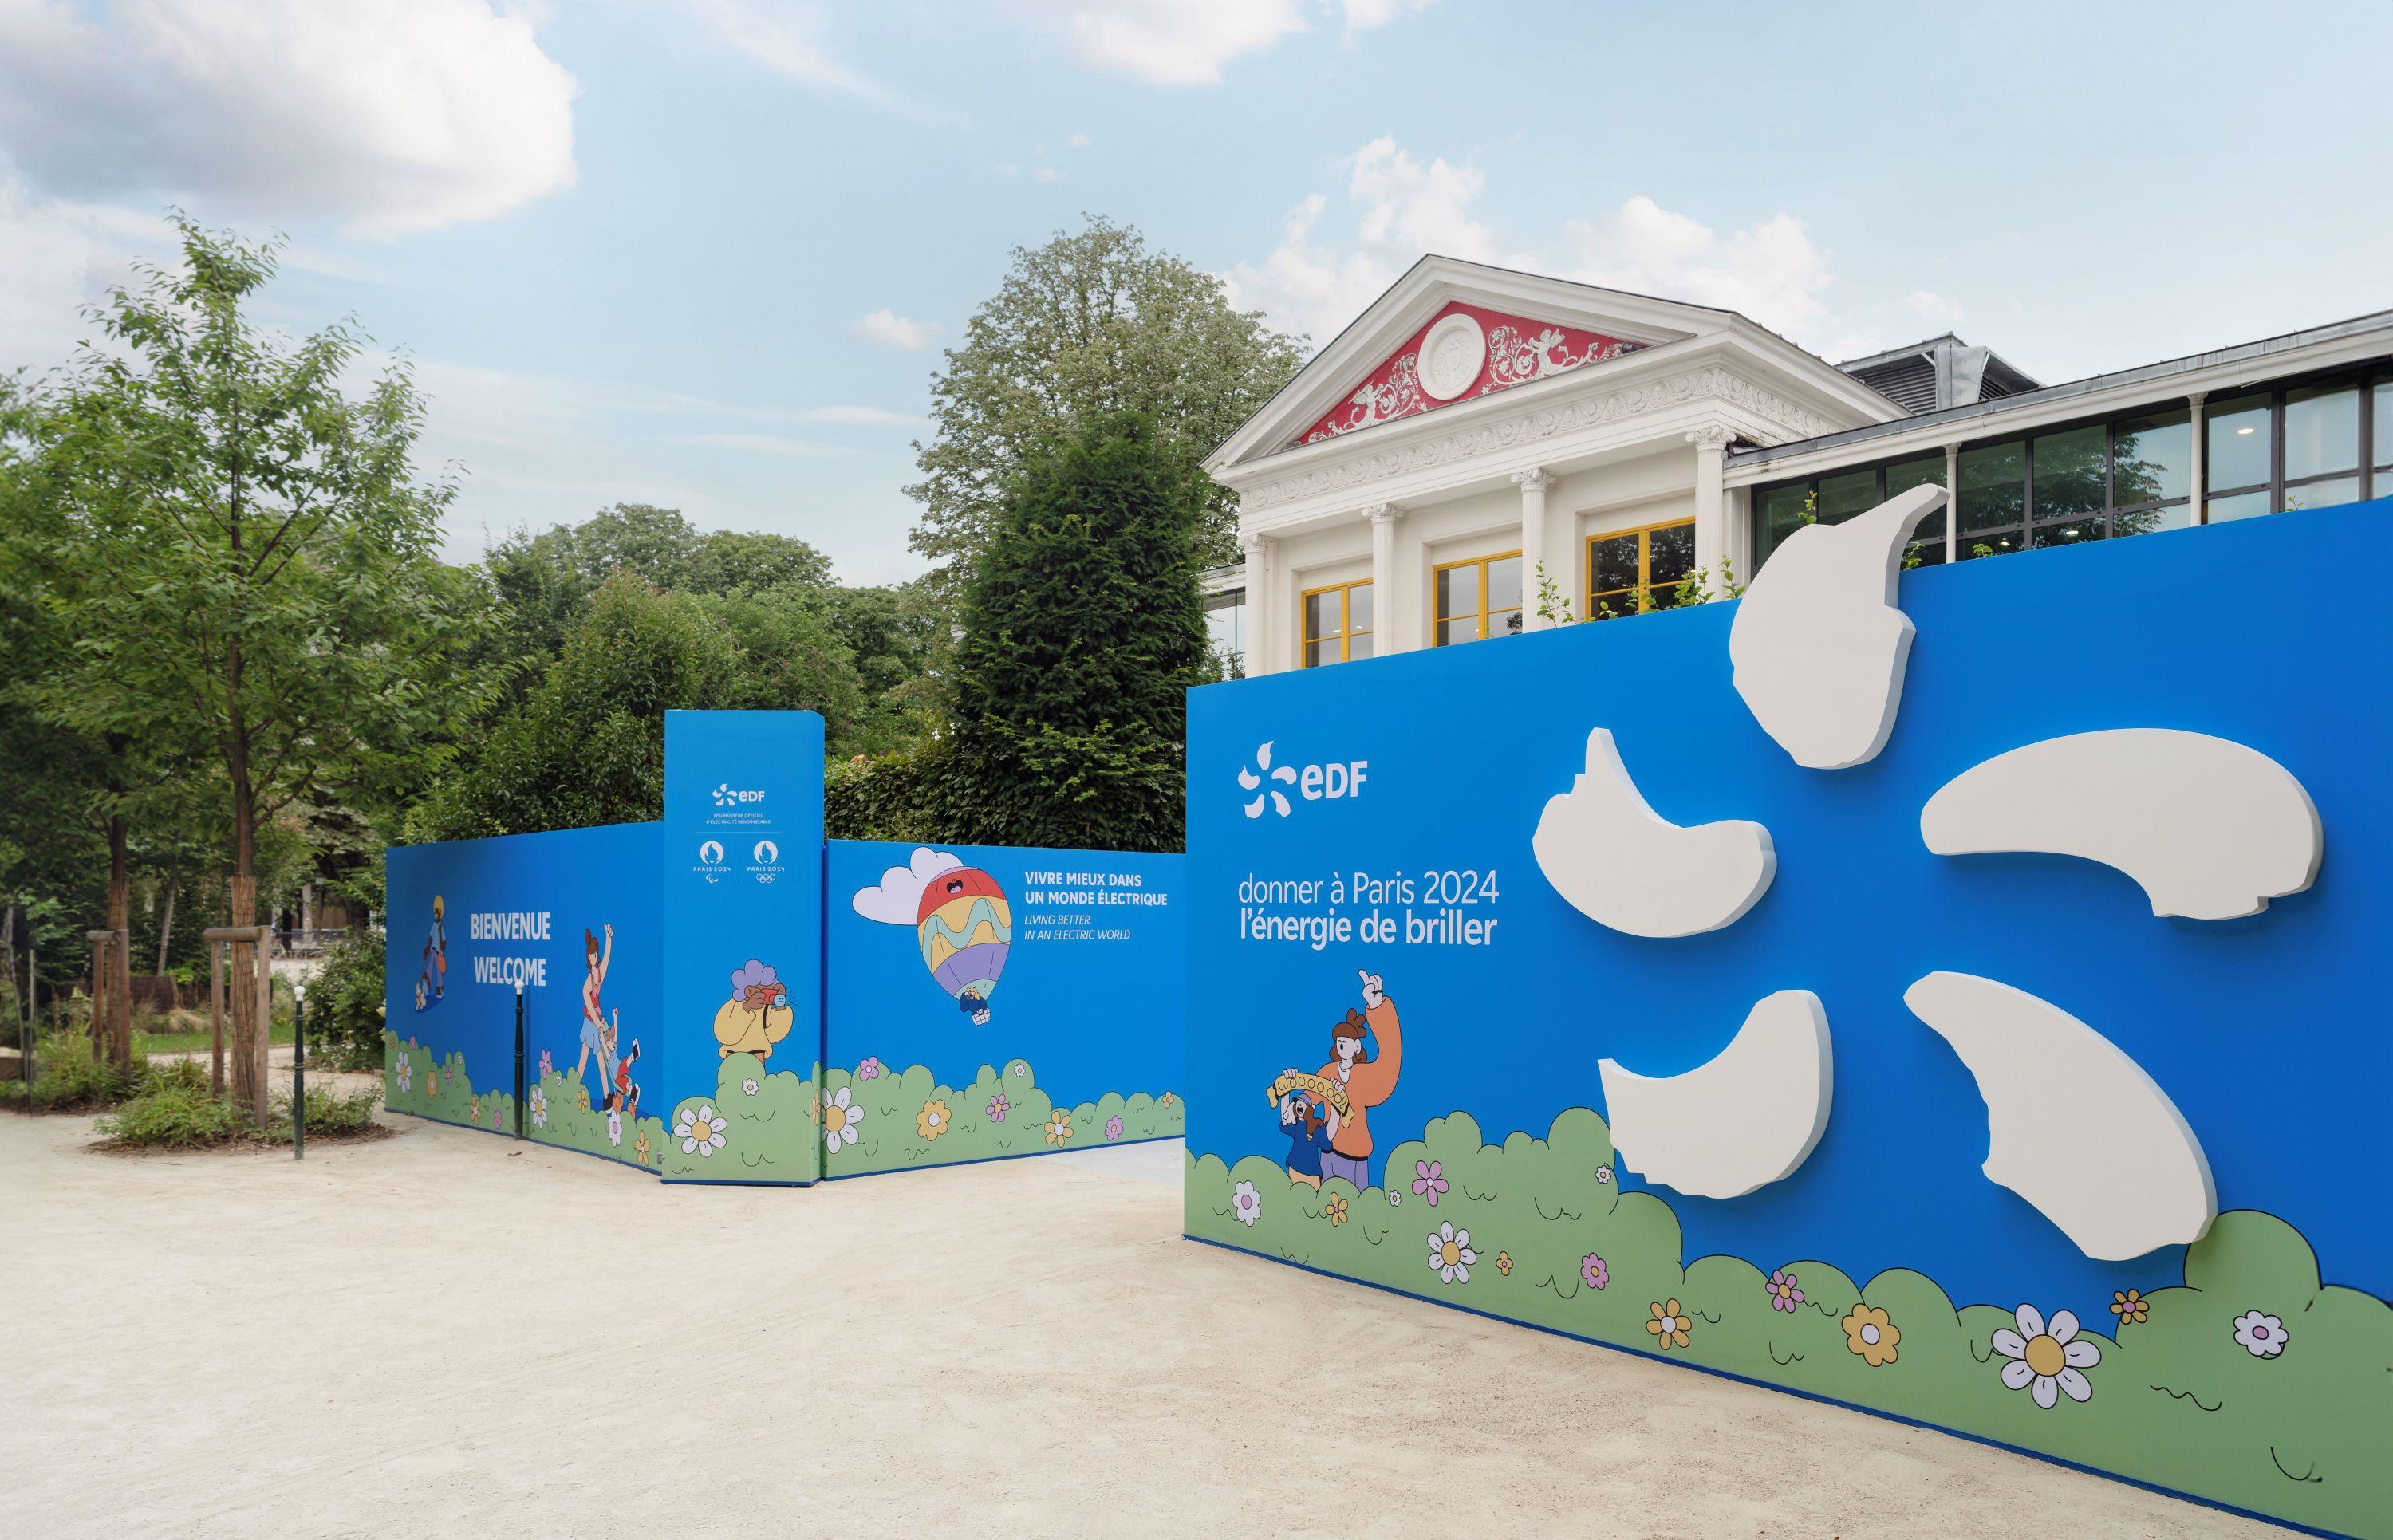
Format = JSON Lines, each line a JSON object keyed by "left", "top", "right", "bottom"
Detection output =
{"left": 1278, "top": 1088, "right": 1338, "bottom": 1190}
{"left": 713, "top": 959, "right": 793, "bottom": 1061}
{"left": 1314, "top": 969, "right": 1401, "bottom": 1190}
{"left": 601, "top": 1012, "right": 641, "bottom": 1117}
{"left": 574, "top": 924, "right": 614, "bottom": 1089}
{"left": 415, "top": 895, "right": 447, "bottom": 1010}
{"left": 851, "top": 847, "right": 1012, "bottom": 1025}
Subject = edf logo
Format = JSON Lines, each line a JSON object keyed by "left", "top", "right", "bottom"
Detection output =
{"left": 1238, "top": 741, "right": 1367, "bottom": 819}
{"left": 713, "top": 782, "right": 764, "bottom": 807}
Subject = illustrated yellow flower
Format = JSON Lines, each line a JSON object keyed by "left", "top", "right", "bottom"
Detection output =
{"left": 917, "top": 1098, "right": 952, "bottom": 1141}
{"left": 467, "top": 1098, "right": 481, "bottom": 1123}
{"left": 1496, "top": 1251, "right": 1513, "bottom": 1276}
{"left": 1324, "top": 1194, "right": 1349, "bottom": 1226}
{"left": 576, "top": 1085, "right": 589, "bottom": 1111}
{"left": 1159, "top": 1091, "right": 1175, "bottom": 1108}
{"left": 2109, "top": 1289, "right": 2149, "bottom": 1325}
{"left": 1044, "top": 1109, "right": 1074, "bottom": 1145}
{"left": 633, "top": 1131, "right": 651, "bottom": 1165}
{"left": 1647, "top": 1299, "right": 1692, "bottom": 1350}
{"left": 807, "top": 1089, "right": 821, "bottom": 1122}
{"left": 426, "top": 1069, "right": 440, "bottom": 1098}
{"left": 1843, "top": 1302, "right": 1900, "bottom": 1366}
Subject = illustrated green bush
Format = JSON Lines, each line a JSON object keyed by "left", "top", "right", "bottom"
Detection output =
{"left": 661, "top": 1053, "right": 822, "bottom": 1183}
{"left": 383, "top": 1030, "right": 516, "bottom": 1140}
{"left": 1186, "top": 1106, "right": 2391, "bottom": 1538}
{"left": 824, "top": 1054, "right": 1183, "bottom": 1176}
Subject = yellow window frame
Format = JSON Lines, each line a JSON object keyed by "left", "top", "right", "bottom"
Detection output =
{"left": 1431, "top": 549, "right": 1524, "bottom": 644}
{"left": 1299, "top": 577, "right": 1372, "bottom": 666}
{"left": 1584, "top": 517, "right": 1696, "bottom": 619}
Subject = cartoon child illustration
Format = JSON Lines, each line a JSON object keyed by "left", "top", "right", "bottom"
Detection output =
{"left": 1316, "top": 969, "right": 1401, "bottom": 1191}
{"left": 601, "top": 1011, "right": 641, "bottom": 1117}
{"left": 574, "top": 924, "right": 614, "bottom": 1089}
{"left": 416, "top": 895, "right": 447, "bottom": 1009}
{"left": 712, "top": 959, "right": 794, "bottom": 1062}
{"left": 1279, "top": 1088, "right": 1337, "bottom": 1190}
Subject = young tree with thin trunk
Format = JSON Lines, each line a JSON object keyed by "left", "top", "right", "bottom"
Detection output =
{"left": 9, "top": 217, "right": 491, "bottom": 1109}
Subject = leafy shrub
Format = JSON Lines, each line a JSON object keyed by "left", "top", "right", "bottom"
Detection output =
{"left": 309, "top": 925, "right": 388, "bottom": 1070}
{"left": 94, "top": 1078, "right": 246, "bottom": 1147}
{"left": 3, "top": 1030, "right": 148, "bottom": 1110}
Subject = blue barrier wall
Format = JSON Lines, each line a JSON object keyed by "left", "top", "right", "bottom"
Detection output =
{"left": 384, "top": 821, "right": 664, "bottom": 1170}
{"left": 822, "top": 840, "right": 1184, "bottom": 1175}
{"left": 1181, "top": 501, "right": 2391, "bottom": 1538}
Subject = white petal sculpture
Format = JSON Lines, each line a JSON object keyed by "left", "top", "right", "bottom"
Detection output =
{"left": 1905, "top": 971, "right": 2215, "bottom": 1261}
{"left": 1532, "top": 728, "right": 1776, "bottom": 938}
{"left": 1920, "top": 729, "right": 2323, "bottom": 920}
{"left": 1729, "top": 483, "right": 1948, "bottom": 769}
{"left": 1599, "top": 990, "right": 1831, "bottom": 1199}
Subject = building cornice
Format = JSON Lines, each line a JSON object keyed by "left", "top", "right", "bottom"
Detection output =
{"left": 1234, "top": 365, "right": 1837, "bottom": 515}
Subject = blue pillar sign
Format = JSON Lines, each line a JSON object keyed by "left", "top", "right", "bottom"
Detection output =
{"left": 659, "top": 709, "right": 826, "bottom": 1184}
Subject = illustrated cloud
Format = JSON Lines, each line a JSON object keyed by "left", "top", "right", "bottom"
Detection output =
{"left": 1599, "top": 990, "right": 1833, "bottom": 1200}
{"left": 1532, "top": 727, "right": 1775, "bottom": 938}
{"left": 850, "top": 845, "right": 963, "bottom": 926}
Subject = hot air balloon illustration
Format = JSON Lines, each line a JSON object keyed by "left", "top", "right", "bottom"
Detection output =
{"left": 917, "top": 867, "right": 1011, "bottom": 1024}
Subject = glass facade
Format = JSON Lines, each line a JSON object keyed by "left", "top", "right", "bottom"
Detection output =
{"left": 1759, "top": 452, "right": 1949, "bottom": 568}
{"left": 1585, "top": 518, "right": 1697, "bottom": 619}
{"left": 1203, "top": 587, "right": 1246, "bottom": 679}
{"left": 1433, "top": 552, "right": 1523, "bottom": 644}
{"left": 1300, "top": 579, "right": 1372, "bottom": 667}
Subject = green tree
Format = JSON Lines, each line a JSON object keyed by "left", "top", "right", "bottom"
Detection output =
{"left": 945, "top": 412, "right": 1210, "bottom": 850}
{"left": 10, "top": 218, "right": 492, "bottom": 951}
{"left": 408, "top": 573, "right": 741, "bottom": 840}
{"left": 908, "top": 215, "right": 1305, "bottom": 598}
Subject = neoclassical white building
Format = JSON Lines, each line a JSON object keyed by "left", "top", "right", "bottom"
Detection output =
{"left": 1204, "top": 257, "right": 2393, "bottom": 675}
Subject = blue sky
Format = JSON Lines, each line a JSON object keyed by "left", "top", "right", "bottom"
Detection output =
{"left": 2, "top": 0, "right": 2387, "bottom": 585}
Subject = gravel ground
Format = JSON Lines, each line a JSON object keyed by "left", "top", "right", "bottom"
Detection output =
{"left": 0, "top": 1108, "right": 2289, "bottom": 1538}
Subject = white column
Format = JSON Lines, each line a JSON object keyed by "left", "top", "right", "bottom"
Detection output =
{"left": 1508, "top": 469, "right": 1556, "bottom": 627}
{"left": 2187, "top": 392, "right": 2207, "bottom": 526}
{"left": 1942, "top": 442, "right": 1961, "bottom": 556}
{"left": 1364, "top": 502, "right": 1403, "bottom": 656}
{"left": 1686, "top": 426, "right": 1734, "bottom": 590}
{"left": 1240, "top": 534, "right": 1275, "bottom": 676}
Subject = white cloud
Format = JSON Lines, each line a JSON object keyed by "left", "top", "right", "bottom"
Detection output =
{"left": 1334, "top": 0, "right": 1437, "bottom": 35}
{"left": 1064, "top": 131, "right": 1093, "bottom": 148}
{"left": 850, "top": 309, "right": 944, "bottom": 350}
{"left": 685, "top": 0, "right": 967, "bottom": 128}
{"left": 995, "top": 161, "right": 1022, "bottom": 177}
{"left": 1032, "top": 166, "right": 1062, "bottom": 183}
{"left": 672, "top": 433, "right": 857, "bottom": 457}
{"left": 1904, "top": 289, "right": 1965, "bottom": 331}
{"left": 1025, "top": 0, "right": 1306, "bottom": 85}
{"left": 1219, "top": 138, "right": 1510, "bottom": 344}
{"left": 1563, "top": 196, "right": 1835, "bottom": 341}
{"left": 850, "top": 847, "right": 963, "bottom": 926}
{"left": 0, "top": 178, "right": 164, "bottom": 371}
{"left": 0, "top": 0, "right": 578, "bottom": 241}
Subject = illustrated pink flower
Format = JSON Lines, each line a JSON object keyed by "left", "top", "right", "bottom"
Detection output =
{"left": 538, "top": 1049, "right": 554, "bottom": 1077}
{"left": 1581, "top": 1254, "right": 1609, "bottom": 1290}
{"left": 1767, "top": 1270, "right": 1806, "bottom": 1313}
{"left": 856, "top": 1057, "right": 884, "bottom": 1082}
{"left": 987, "top": 1094, "right": 1010, "bottom": 1122}
{"left": 1412, "top": 1160, "right": 1449, "bottom": 1206}
{"left": 1105, "top": 1116, "right": 1124, "bottom": 1141}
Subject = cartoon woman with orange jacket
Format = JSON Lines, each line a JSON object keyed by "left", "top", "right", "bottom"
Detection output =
{"left": 1316, "top": 969, "right": 1400, "bottom": 1190}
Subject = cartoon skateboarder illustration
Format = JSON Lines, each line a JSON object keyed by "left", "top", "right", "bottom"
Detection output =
{"left": 415, "top": 895, "right": 447, "bottom": 1010}
{"left": 1318, "top": 969, "right": 1400, "bottom": 1190}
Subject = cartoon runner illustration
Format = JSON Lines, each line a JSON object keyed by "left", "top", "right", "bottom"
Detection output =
{"left": 601, "top": 1010, "right": 641, "bottom": 1117}
{"left": 1316, "top": 968, "right": 1401, "bottom": 1190}
{"left": 574, "top": 924, "right": 614, "bottom": 1089}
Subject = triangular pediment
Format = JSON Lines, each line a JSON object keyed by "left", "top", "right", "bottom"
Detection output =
{"left": 1291, "top": 300, "right": 1647, "bottom": 448}
{"left": 1211, "top": 257, "right": 1744, "bottom": 471}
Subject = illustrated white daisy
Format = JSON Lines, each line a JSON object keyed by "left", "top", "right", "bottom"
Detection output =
{"left": 1426, "top": 1221, "right": 1476, "bottom": 1284}
{"left": 1992, "top": 1303, "right": 2099, "bottom": 1408}
{"left": 527, "top": 1085, "right": 546, "bottom": 1128}
{"left": 1232, "top": 1180, "right": 1261, "bottom": 1226}
{"left": 822, "top": 1085, "right": 864, "bottom": 1151}
{"left": 1387, "top": 1189, "right": 1402, "bottom": 1206}
{"left": 741, "top": 1077, "right": 759, "bottom": 1097}
{"left": 394, "top": 1056, "right": 412, "bottom": 1094}
{"left": 2232, "top": 1310, "right": 2288, "bottom": 1358}
{"left": 1595, "top": 1164, "right": 1614, "bottom": 1184}
{"left": 606, "top": 1110, "right": 623, "bottom": 1147}
{"left": 676, "top": 1103, "right": 727, "bottom": 1158}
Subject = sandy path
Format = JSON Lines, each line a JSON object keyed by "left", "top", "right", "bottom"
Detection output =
{"left": 0, "top": 1109, "right": 2286, "bottom": 1538}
